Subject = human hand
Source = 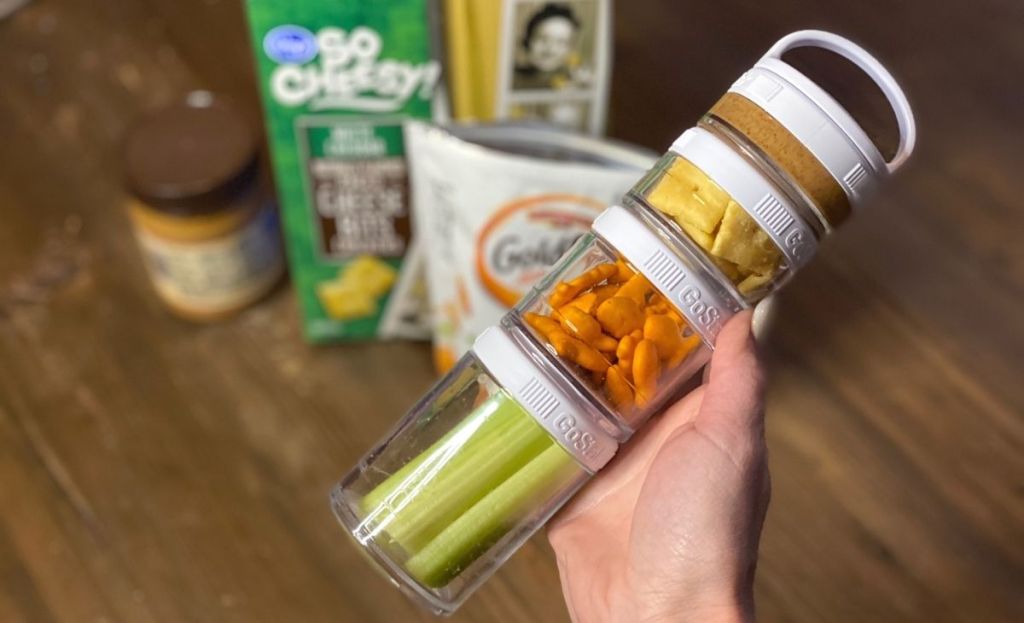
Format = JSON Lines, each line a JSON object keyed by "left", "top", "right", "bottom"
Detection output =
{"left": 548, "top": 310, "right": 770, "bottom": 623}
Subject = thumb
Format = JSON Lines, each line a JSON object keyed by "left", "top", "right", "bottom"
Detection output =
{"left": 694, "top": 310, "right": 766, "bottom": 465}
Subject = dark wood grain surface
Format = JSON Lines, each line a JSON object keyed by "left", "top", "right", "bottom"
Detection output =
{"left": 1, "top": 1, "right": 1021, "bottom": 622}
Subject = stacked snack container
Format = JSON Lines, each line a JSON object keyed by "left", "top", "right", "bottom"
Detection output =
{"left": 331, "top": 30, "right": 916, "bottom": 614}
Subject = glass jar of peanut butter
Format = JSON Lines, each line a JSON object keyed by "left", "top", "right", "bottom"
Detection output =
{"left": 123, "top": 92, "right": 284, "bottom": 321}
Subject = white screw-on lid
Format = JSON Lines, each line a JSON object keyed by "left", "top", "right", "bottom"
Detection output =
{"left": 592, "top": 205, "right": 745, "bottom": 344}
{"left": 472, "top": 326, "right": 619, "bottom": 472}
{"left": 726, "top": 30, "right": 916, "bottom": 207}
{"left": 670, "top": 127, "right": 819, "bottom": 269}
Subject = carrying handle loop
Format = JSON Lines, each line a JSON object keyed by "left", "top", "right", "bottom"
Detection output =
{"left": 764, "top": 30, "right": 916, "bottom": 174}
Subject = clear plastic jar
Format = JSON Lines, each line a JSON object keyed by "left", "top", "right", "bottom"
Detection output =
{"left": 331, "top": 205, "right": 741, "bottom": 614}
{"left": 331, "top": 350, "right": 592, "bottom": 613}
{"left": 627, "top": 127, "right": 822, "bottom": 302}
{"left": 331, "top": 30, "right": 916, "bottom": 615}
{"left": 510, "top": 232, "right": 712, "bottom": 430}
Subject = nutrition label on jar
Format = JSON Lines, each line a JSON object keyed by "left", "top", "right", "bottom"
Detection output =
{"left": 299, "top": 119, "right": 411, "bottom": 260}
{"left": 136, "top": 205, "right": 284, "bottom": 315}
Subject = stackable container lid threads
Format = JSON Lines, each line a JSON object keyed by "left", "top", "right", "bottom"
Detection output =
{"left": 704, "top": 30, "right": 917, "bottom": 229}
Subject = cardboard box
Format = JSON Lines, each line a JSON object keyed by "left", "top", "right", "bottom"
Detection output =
{"left": 245, "top": 0, "right": 439, "bottom": 340}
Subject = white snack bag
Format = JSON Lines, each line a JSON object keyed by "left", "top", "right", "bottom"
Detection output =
{"left": 405, "top": 121, "right": 654, "bottom": 371}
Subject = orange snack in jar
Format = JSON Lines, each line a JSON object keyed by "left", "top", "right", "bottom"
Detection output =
{"left": 561, "top": 291, "right": 599, "bottom": 314}
{"left": 558, "top": 306, "right": 603, "bottom": 342}
{"left": 550, "top": 264, "right": 617, "bottom": 306}
{"left": 548, "top": 330, "right": 609, "bottom": 373}
{"left": 632, "top": 339, "right": 660, "bottom": 407}
{"left": 567, "top": 263, "right": 619, "bottom": 290}
{"left": 547, "top": 282, "right": 577, "bottom": 308}
{"left": 615, "top": 333, "right": 638, "bottom": 362}
{"left": 604, "top": 366, "right": 634, "bottom": 411}
{"left": 644, "top": 315, "right": 684, "bottom": 362}
{"left": 591, "top": 334, "right": 619, "bottom": 353}
{"left": 615, "top": 273, "right": 653, "bottom": 306}
{"left": 591, "top": 283, "right": 622, "bottom": 305}
{"left": 596, "top": 297, "right": 645, "bottom": 338}
{"left": 524, "top": 312, "right": 562, "bottom": 341}
{"left": 612, "top": 259, "right": 634, "bottom": 283}
{"left": 666, "top": 333, "right": 703, "bottom": 369}
{"left": 525, "top": 254, "right": 706, "bottom": 416}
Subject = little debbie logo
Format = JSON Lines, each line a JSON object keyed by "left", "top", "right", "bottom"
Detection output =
{"left": 265, "top": 26, "right": 440, "bottom": 112}
{"left": 263, "top": 25, "right": 318, "bottom": 64}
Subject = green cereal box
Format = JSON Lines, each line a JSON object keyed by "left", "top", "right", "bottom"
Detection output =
{"left": 245, "top": 0, "right": 440, "bottom": 341}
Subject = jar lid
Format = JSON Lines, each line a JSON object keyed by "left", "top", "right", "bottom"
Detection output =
{"left": 709, "top": 30, "right": 916, "bottom": 227}
{"left": 472, "top": 326, "right": 619, "bottom": 472}
{"left": 591, "top": 205, "right": 746, "bottom": 345}
{"left": 123, "top": 92, "right": 259, "bottom": 215}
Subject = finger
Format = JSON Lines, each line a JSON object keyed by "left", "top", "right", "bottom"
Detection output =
{"left": 694, "top": 311, "right": 766, "bottom": 460}
{"left": 550, "top": 386, "right": 707, "bottom": 528}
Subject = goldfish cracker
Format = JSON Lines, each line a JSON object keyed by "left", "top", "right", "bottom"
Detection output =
{"left": 604, "top": 366, "right": 634, "bottom": 411}
{"left": 615, "top": 360, "right": 633, "bottom": 383}
{"left": 547, "top": 282, "right": 577, "bottom": 308}
{"left": 614, "top": 334, "right": 639, "bottom": 382}
{"left": 612, "top": 259, "right": 634, "bottom": 283}
{"left": 557, "top": 306, "right": 602, "bottom": 342}
{"left": 592, "top": 334, "right": 619, "bottom": 353}
{"left": 596, "top": 297, "right": 645, "bottom": 338}
{"left": 615, "top": 333, "right": 638, "bottom": 362}
{"left": 549, "top": 263, "right": 618, "bottom": 307}
{"left": 666, "top": 333, "right": 703, "bottom": 369}
{"left": 561, "top": 291, "right": 599, "bottom": 314}
{"left": 614, "top": 273, "right": 653, "bottom": 306}
{"left": 643, "top": 315, "right": 684, "bottom": 362}
{"left": 646, "top": 300, "right": 670, "bottom": 315}
{"left": 567, "top": 263, "right": 618, "bottom": 291}
{"left": 591, "top": 283, "right": 622, "bottom": 305}
{"left": 524, "top": 312, "right": 562, "bottom": 341}
{"left": 548, "top": 330, "right": 609, "bottom": 373}
{"left": 665, "top": 306, "right": 687, "bottom": 327}
{"left": 632, "top": 339, "right": 660, "bottom": 407}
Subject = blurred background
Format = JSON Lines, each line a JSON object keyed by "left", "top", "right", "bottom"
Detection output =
{"left": 1, "top": 0, "right": 1022, "bottom": 621}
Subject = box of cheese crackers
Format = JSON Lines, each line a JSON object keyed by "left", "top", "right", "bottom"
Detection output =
{"left": 245, "top": 0, "right": 440, "bottom": 341}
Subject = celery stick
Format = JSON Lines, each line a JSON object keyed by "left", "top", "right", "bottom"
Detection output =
{"left": 404, "top": 443, "right": 579, "bottom": 588}
{"left": 360, "top": 392, "right": 517, "bottom": 514}
{"left": 380, "top": 406, "right": 550, "bottom": 552}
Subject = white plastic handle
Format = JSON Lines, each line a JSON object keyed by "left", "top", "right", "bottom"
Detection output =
{"left": 763, "top": 30, "right": 916, "bottom": 174}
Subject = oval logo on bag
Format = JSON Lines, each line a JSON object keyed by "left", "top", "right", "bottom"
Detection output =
{"left": 476, "top": 194, "right": 603, "bottom": 307}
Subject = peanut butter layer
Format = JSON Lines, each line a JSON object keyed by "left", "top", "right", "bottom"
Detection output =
{"left": 709, "top": 92, "right": 851, "bottom": 227}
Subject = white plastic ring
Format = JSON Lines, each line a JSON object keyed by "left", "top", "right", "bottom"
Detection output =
{"left": 671, "top": 128, "right": 819, "bottom": 269}
{"left": 592, "top": 205, "right": 745, "bottom": 345}
{"left": 473, "top": 327, "right": 618, "bottom": 472}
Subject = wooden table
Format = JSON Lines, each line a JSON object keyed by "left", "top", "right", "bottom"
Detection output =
{"left": 1, "top": 1, "right": 1021, "bottom": 621}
